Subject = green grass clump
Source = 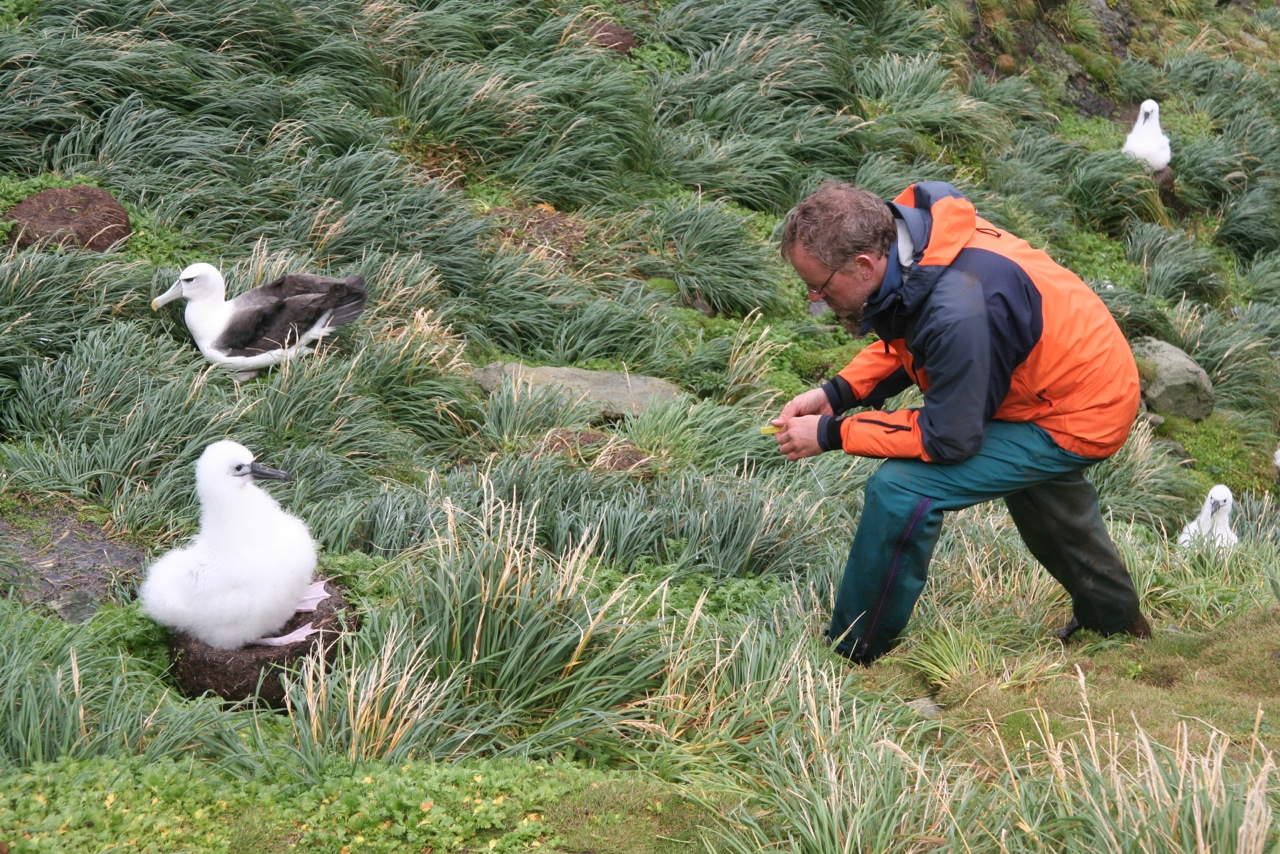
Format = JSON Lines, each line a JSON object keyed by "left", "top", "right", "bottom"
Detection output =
{"left": 1157, "top": 412, "right": 1277, "bottom": 496}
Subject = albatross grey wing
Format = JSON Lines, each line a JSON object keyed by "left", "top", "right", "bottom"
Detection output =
{"left": 215, "top": 273, "right": 367, "bottom": 357}
{"left": 324, "top": 275, "right": 368, "bottom": 326}
{"left": 212, "top": 301, "right": 273, "bottom": 355}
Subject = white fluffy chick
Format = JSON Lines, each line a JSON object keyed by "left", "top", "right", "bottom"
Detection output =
{"left": 139, "top": 441, "right": 319, "bottom": 648}
{"left": 1122, "top": 99, "right": 1172, "bottom": 171}
{"left": 1177, "top": 483, "right": 1238, "bottom": 552}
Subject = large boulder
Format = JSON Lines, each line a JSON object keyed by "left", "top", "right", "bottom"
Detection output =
{"left": 5, "top": 185, "right": 131, "bottom": 251}
{"left": 473, "top": 362, "right": 687, "bottom": 422}
{"left": 1131, "top": 337, "right": 1214, "bottom": 422}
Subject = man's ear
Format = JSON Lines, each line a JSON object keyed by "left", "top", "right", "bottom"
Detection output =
{"left": 852, "top": 253, "right": 878, "bottom": 278}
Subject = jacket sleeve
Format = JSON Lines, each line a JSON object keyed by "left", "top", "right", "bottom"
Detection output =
{"left": 825, "top": 343, "right": 913, "bottom": 412}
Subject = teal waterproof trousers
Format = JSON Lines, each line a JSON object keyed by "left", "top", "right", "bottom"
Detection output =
{"left": 828, "top": 420, "right": 1142, "bottom": 663}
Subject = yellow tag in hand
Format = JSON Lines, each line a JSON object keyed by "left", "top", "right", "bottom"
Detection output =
{"left": 760, "top": 425, "right": 781, "bottom": 435}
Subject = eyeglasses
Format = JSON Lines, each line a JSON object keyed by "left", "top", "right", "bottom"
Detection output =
{"left": 806, "top": 263, "right": 842, "bottom": 297}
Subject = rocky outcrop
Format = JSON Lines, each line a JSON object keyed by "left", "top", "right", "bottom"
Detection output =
{"left": 473, "top": 362, "right": 687, "bottom": 422}
{"left": 1131, "top": 337, "right": 1214, "bottom": 422}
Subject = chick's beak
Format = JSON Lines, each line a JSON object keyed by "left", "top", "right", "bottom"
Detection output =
{"left": 249, "top": 462, "right": 292, "bottom": 482}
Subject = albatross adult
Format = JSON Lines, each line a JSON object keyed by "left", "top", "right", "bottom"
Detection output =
{"left": 152, "top": 262, "right": 367, "bottom": 380}
{"left": 138, "top": 440, "right": 328, "bottom": 649}
{"left": 1122, "top": 99, "right": 1172, "bottom": 172}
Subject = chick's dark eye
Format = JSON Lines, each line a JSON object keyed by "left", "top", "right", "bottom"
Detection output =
{"left": 181, "top": 277, "right": 193, "bottom": 283}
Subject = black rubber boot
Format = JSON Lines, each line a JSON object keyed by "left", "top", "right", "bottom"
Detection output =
{"left": 1004, "top": 471, "right": 1144, "bottom": 635}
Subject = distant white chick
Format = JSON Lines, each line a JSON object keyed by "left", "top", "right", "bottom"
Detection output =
{"left": 1177, "top": 483, "right": 1239, "bottom": 552}
{"left": 152, "top": 262, "right": 367, "bottom": 381}
{"left": 1122, "top": 99, "right": 1172, "bottom": 171}
{"left": 138, "top": 440, "right": 325, "bottom": 648}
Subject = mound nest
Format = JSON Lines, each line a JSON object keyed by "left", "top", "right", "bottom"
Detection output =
{"left": 5, "top": 185, "right": 131, "bottom": 251}
{"left": 167, "top": 579, "right": 356, "bottom": 708}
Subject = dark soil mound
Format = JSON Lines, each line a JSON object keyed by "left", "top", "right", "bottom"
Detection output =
{"left": 6, "top": 185, "right": 131, "bottom": 251}
{"left": 167, "top": 579, "right": 357, "bottom": 708}
{"left": 585, "top": 19, "right": 636, "bottom": 54}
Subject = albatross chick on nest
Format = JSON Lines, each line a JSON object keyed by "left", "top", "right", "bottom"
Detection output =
{"left": 138, "top": 440, "right": 328, "bottom": 649}
{"left": 1177, "top": 483, "right": 1238, "bottom": 552}
{"left": 1122, "top": 99, "right": 1172, "bottom": 172}
{"left": 152, "top": 262, "right": 367, "bottom": 380}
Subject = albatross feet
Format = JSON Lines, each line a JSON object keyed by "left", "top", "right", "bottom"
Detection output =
{"left": 296, "top": 579, "right": 331, "bottom": 612}
{"left": 249, "top": 622, "right": 317, "bottom": 647}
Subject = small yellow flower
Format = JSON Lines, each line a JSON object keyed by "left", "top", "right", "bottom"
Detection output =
{"left": 473, "top": 774, "right": 483, "bottom": 783}
{"left": 420, "top": 800, "right": 434, "bottom": 812}
{"left": 362, "top": 776, "right": 374, "bottom": 784}
{"left": 105, "top": 793, "right": 116, "bottom": 809}
{"left": 526, "top": 813, "right": 541, "bottom": 822}
{"left": 488, "top": 841, "right": 498, "bottom": 850}
{"left": 34, "top": 793, "right": 47, "bottom": 805}
{"left": 493, "top": 795, "right": 505, "bottom": 805}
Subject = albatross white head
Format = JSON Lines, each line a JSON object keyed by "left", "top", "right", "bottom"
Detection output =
{"left": 1205, "top": 483, "right": 1233, "bottom": 522}
{"left": 1137, "top": 99, "right": 1161, "bottom": 127}
{"left": 195, "top": 440, "right": 291, "bottom": 509}
{"left": 152, "top": 262, "right": 227, "bottom": 309}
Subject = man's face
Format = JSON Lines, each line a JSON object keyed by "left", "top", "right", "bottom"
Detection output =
{"left": 788, "top": 245, "right": 886, "bottom": 333}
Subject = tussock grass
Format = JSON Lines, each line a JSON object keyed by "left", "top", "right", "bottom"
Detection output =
{"left": 856, "top": 53, "right": 1010, "bottom": 152}
{"left": 627, "top": 196, "right": 786, "bottom": 316}
{"left": 3, "top": 0, "right": 1280, "bottom": 848}
{"left": 0, "top": 599, "right": 248, "bottom": 770}
{"left": 1126, "top": 221, "right": 1226, "bottom": 305}
{"left": 1065, "top": 149, "right": 1167, "bottom": 235}
{"left": 1216, "top": 180, "right": 1280, "bottom": 263}
{"left": 1167, "top": 300, "right": 1280, "bottom": 425}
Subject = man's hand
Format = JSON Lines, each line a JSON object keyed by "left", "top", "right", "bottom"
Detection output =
{"left": 774, "top": 414, "right": 825, "bottom": 460}
{"left": 779, "top": 387, "right": 833, "bottom": 420}
{"left": 768, "top": 388, "right": 835, "bottom": 460}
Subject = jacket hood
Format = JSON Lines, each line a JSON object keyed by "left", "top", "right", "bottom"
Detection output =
{"left": 878, "top": 182, "right": 978, "bottom": 317}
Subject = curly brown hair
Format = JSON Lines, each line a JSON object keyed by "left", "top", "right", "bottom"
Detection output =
{"left": 780, "top": 181, "right": 895, "bottom": 270}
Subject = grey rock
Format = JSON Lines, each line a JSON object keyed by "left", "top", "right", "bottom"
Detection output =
{"left": 473, "top": 362, "right": 687, "bottom": 422}
{"left": 906, "top": 697, "right": 943, "bottom": 718}
{"left": 1131, "top": 337, "right": 1214, "bottom": 422}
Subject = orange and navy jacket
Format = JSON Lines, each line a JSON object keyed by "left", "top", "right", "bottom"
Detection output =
{"left": 817, "top": 182, "right": 1140, "bottom": 463}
